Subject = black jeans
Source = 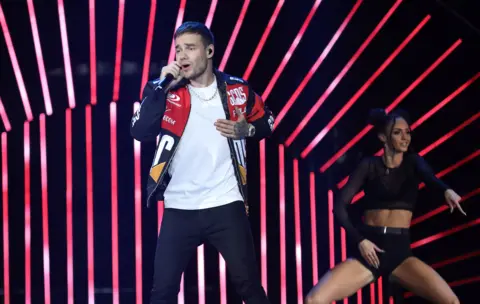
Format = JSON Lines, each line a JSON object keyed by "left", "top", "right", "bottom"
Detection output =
{"left": 150, "top": 201, "right": 269, "bottom": 304}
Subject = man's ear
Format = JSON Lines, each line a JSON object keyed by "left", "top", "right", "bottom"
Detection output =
{"left": 206, "top": 44, "right": 214, "bottom": 58}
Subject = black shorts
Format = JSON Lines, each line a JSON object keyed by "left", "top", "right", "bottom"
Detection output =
{"left": 351, "top": 224, "right": 413, "bottom": 280}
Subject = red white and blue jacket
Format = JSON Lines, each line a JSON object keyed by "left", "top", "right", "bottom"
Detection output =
{"left": 130, "top": 70, "right": 275, "bottom": 211}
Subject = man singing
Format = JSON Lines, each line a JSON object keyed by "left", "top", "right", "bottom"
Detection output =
{"left": 131, "top": 21, "right": 274, "bottom": 304}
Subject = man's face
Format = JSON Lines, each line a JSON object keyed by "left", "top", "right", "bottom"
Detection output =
{"left": 175, "top": 33, "right": 210, "bottom": 80}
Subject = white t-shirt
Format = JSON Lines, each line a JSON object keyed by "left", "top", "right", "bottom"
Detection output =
{"left": 163, "top": 77, "right": 243, "bottom": 209}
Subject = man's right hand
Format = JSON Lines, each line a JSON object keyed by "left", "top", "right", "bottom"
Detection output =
{"left": 160, "top": 61, "right": 184, "bottom": 91}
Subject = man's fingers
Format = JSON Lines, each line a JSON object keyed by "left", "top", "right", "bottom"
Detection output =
{"left": 215, "top": 124, "right": 234, "bottom": 132}
{"left": 219, "top": 132, "right": 237, "bottom": 139}
{"left": 457, "top": 203, "right": 467, "bottom": 215}
{"left": 215, "top": 119, "right": 236, "bottom": 126}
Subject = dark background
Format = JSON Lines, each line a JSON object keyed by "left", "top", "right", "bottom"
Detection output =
{"left": 0, "top": 0, "right": 479, "bottom": 303}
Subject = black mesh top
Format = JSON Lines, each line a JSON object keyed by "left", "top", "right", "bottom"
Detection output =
{"left": 333, "top": 153, "right": 450, "bottom": 244}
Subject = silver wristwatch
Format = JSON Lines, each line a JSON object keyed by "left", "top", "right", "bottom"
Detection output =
{"left": 247, "top": 124, "right": 256, "bottom": 137}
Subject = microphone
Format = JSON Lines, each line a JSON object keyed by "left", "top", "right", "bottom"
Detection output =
{"left": 154, "top": 73, "right": 175, "bottom": 92}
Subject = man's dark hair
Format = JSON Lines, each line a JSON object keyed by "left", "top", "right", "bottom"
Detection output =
{"left": 174, "top": 21, "right": 215, "bottom": 47}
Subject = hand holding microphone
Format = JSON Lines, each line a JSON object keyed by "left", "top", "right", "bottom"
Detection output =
{"left": 158, "top": 61, "right": 184, "bottom": 92}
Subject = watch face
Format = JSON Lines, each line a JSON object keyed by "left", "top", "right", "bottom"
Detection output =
{"left": 248, "top": 125, "right": 255, "bottom": 137}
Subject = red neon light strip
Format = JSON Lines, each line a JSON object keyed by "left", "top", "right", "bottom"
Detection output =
{"left": 416, "top": 113, "right": 480, "bottom": 156}
{"left": 110, "top": 103, "right": 119, "bottom": 304}
{"left": 338, "top": 108, "right": 480, "bottom": 189}
{"left": 411, "top": 218, "right": 480, "bottom": 249}
{"left": 2, "top": 132, "right": 10, "bottom": 304}
{"left": 337, "top": 175, "right": 349, "bottom": 192}
{"left": 178, "top": 274, "right": 185, "bottom": 304}
{"left": 418, "top": 149, "right": 479, "bottom": 190}
{"left": 274, "top": 0, "right": 362, "bottom": 127}
{"left": 133, "top": 102, "right": 143, "bottom": 304}
{"left": 0, "top": 4, "right": 33, "bottom": 121}
{"left": 279, "top": 145, "right": 287, "bottom": 304}
{"left": 431, "top": 250, "right": 480, "bottom": 270}
{"left": 140, "top": 0, "right": 157, "bottom": 98}
{"left": 167, "top": 0, "right": 187, "bottom": 63}
{"left": 89, "top": 0, "right": 97, "bottom": 105}
{"left": 341, "top": 228, "right": 348, "bottom": 304}
{"left": 377, "top": 277, "right": 383, "bottom": 304}
{"left": 352, "top": 149, "right": 479, "bottom": 203}
{"left": 328, "top": 190, "right": 335, "bottom": 269}
{"left": 370, "top": 283, "right": 375, "bottom": 304}
{"left": 385, "top": 38, "right": 461, "bottom": 111}
{"left": 412, "top": 188, "right": 480, "bottom": 226}
{"left": 404, "top": 276, "right": 480, "bottom": 298}
{"left": 27, "top": 0, "right": 53, "bottom": 115}
{"left": 321, "top": 39, "right": 463, "bottom": 173}
{"left": 244, "top": 2, "right": 286, "bottom": 288}
{"left": 219, "top": 0, "right": 251, "bottom": 71}
{"left": 65, "top": 109, "right": 74, "bottom": 304}
{"left": 309, "top": 173, "right": 318, "bottom": 285}
{"left": 411, "top": 73, "right": 479, "bottom": 129}
{"left": 198, "top": 245, "right": 206, "bottom": 304}
{"left": 24, "top": 122, "right": 31, "bottom": 304}
{"left": 112, "top": 0, "right": 126, "bottom": 102}
{"left": 243, "top": 0, "right": 284, "bottom": 80}
{"left": 261, "top": 0, "right": 324, "bottom": 101}
{"left": 358, "top": 290, "right": 362, "bottom": 304}
{"left": 57, "top": 0, "right": 76, "bottom": 108}
{"left": 205, "top": 0, "right": 218, "bottom": 28}
{"left": 39, "top": 115, "right": 51, "bottom": 304}
{"left": 85, "top": 105, "right": 95, "bottom": 304}
{"left": 157, "top": 202, "right": 163, "bottom": 235}
{"left": 293, "top": 160, "right": 303, "bottom": 303}
{"left": 285, "top": 0, "right": 403, "bottom": 146}
{"left": 0, "top": 97, "right": 11, "bottom": 131}
{"left": 299, "top": 14, "right": 430, "bottom": 154}
{"left": 259, "top": 140, "right": 267, "bottom": 291}
{"left": 219, "top": 255, "right": 227, "bottom": 304}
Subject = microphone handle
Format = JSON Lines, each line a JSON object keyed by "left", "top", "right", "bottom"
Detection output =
{"left": 155, "top": 73, "right": 175, "bottom": 92}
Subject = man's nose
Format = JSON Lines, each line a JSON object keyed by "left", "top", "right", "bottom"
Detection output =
{"left": 178, "top": 51, "right": 187, "bottom": 60}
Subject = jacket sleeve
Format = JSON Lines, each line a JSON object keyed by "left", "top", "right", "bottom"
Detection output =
{"left": 246, "top": 88, "right": 274, "bottom": 140}
{"left": 130, "top": 81, "right": 166, "bottom": 142}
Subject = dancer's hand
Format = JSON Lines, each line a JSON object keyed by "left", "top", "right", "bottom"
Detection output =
{"left": 358, "top": 239, "right": 384, "bottom": 269}
{"left": 445, "top": 189, "right": 466, "bottom": 215}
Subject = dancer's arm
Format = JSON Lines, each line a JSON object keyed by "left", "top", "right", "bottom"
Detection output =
{"left": 411, "top": 154, "right": 449, "bottom": 193}
{"left": 412, "top": 154, "right": 466, "bottom": 215}
{"left": 333, "top": 158, "right": 370, "bottom": 245}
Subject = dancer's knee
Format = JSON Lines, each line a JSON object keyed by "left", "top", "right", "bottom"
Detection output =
{"left": 305, "top": 294, "right": 328, "bottom": 304}
{"left": 444, "top": 296, "right": 460, "bottom": 304}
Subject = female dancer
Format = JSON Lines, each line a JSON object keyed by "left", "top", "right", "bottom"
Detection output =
{"left": 306, "top": 109, "right": 466, "bottom": 304}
